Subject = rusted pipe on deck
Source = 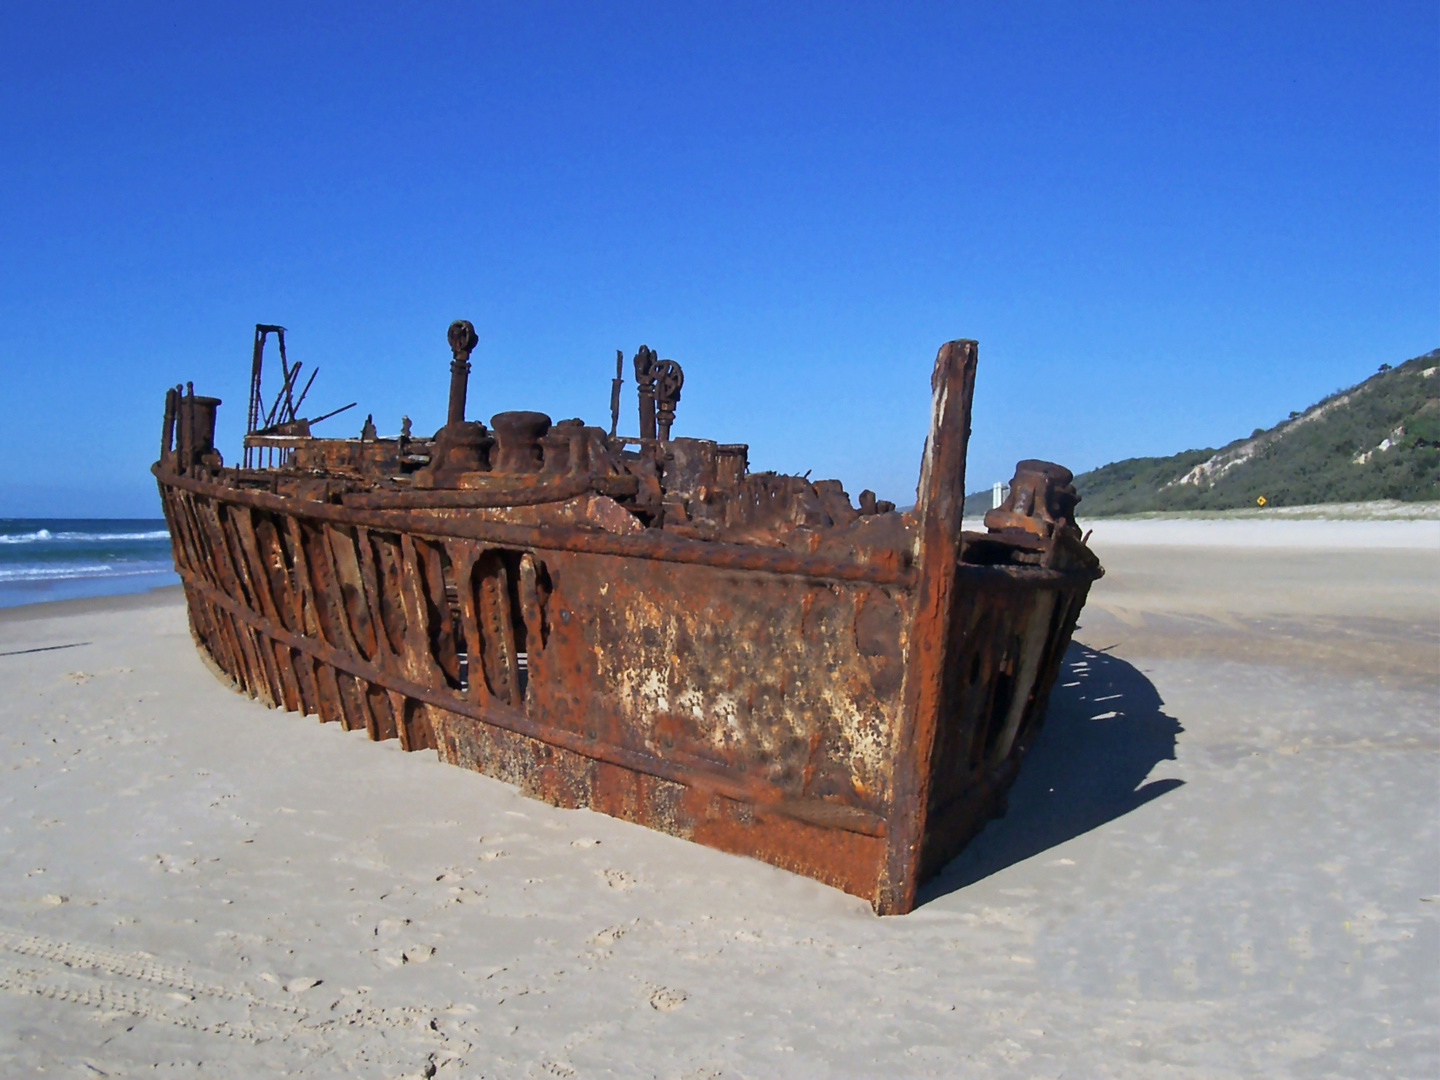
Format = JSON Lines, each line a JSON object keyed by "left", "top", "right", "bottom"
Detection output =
{"left": 446, "top": 320, "right": 479, "bottom": 425}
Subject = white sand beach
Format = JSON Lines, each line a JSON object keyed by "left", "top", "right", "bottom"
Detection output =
{"left": 0, "top": 520, "right": 1435, "bottom": 1078}
{"left": 1085, "top": 517, "right": 1440, "bottom": 550}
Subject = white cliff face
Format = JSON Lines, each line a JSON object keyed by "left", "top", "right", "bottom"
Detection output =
{"left": 1353, "top": 424, "right": 1406, "bottom": 465}
{"left": 1164, "top": 437, "right": 1265, "bottom": 490}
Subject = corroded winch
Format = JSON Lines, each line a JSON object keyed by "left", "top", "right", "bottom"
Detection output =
{"left": 155, "top": 323, "right": 1101, "bottom": 914}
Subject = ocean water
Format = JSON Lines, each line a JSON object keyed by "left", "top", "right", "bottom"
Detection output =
{"left": 0, "top": 519, "right": 178, "bottom": 608}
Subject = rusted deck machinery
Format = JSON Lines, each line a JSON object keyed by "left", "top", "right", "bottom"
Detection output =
{"left": 154, "top": 323, "right": 1101, "bottom": 915}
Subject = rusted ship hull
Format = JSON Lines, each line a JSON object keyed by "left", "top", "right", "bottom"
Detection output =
{"left": 155, "top": 335, "right": 1100, "bottom": 914}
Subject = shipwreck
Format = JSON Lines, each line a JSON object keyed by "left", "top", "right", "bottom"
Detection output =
{"left": 154, "top": 321, "right": 1102, "bottom": 915}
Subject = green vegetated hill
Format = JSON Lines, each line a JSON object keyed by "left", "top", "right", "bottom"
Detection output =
{"left": 1066, "top": 348, "right": 1440, "bottom": 515}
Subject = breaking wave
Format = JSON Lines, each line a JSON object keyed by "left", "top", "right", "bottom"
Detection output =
{"left": 0, "top": 529, "right": 170, "bottom": 544}
{"left": 0, "top": 564, "right": 173, "bottom": 583}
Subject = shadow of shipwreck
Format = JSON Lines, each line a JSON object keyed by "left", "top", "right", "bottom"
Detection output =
{"left": 917, "top": 641, "right": 1184, "bottom": 905}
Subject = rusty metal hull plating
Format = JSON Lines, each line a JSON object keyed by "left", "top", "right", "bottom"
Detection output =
{"left": 154, "top": 336, "right": 1101, "bottom": 914}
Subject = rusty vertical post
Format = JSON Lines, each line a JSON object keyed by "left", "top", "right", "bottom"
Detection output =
{"left": 655, "top": 359, "right": 683, "bottom": 441}
{"left": 181, "top": 383, "right": 196, "bottom": 476}
{"left": 877, "top": 338, "right": 978, "bottom": 916}
{"left": 634, "top": 346, "right": 658, "bottom": 441}
{"left": 161, "top": 387, "right": 178, "bottom": 465}
{"left": 446, "top": 320, "right": 479, "bottom": 426}
{"left": 173, "top": 385, "right": 185, "bottom": 473}
{"left": 609, "top": 350, "right": 624, "bottom": 438}
{"left": 246, "top": 326, "right": 264, "bottom": 468}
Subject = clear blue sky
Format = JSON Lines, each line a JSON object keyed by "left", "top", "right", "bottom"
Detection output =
{"left": 1, "top": 2, "right": 1435, "bottom": 517}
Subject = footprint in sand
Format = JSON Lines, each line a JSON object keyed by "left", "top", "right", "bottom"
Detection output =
{"left": 601, "top": 869, "right": 635, "bottom": 891}
{"left": 646, "top": 985, "right": 687, "bottom": 1011}
{"left": 590, "top": 925, "right": 627, "bottom": 946}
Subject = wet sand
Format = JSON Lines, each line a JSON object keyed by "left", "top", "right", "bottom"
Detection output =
{"left": 0, "top": 522, "right": 1435, "bottom": 1078}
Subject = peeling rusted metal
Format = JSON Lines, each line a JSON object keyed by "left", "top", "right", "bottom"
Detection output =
{"left": 154, "top": 323, "right": 1102, "bottom": 914}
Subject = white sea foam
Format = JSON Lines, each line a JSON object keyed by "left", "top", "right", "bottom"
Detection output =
{"left": 0, "top": 530, "right": 170, "bottom": 544}
{"left": 0, "top": 565, "right": 173, "bottom": 583}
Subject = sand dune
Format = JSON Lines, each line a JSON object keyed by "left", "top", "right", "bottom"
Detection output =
{"left": 0, "top": 522, "right": 1435, "bottom": 1078}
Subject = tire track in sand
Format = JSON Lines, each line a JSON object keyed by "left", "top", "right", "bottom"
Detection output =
{"left": 0, "top": 925, "right": 316, "bottom": 1044}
